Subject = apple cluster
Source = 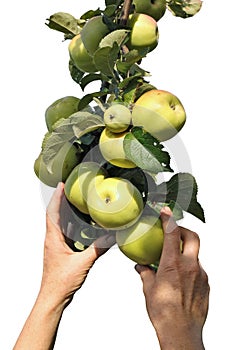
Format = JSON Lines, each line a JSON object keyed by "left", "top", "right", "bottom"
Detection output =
{"left": 34, "top": 0, "right": 204, "bottom": 267}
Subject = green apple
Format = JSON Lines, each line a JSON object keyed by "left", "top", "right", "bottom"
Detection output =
{"left": 132, "top": 0, "right": 166, "bottom": 22}
{"left": 131, "top": 89, "right": 186, "bottom": 141}
{"left": 104, "top": 104, "right": 132, "bottom": 133}
{"left": 34, "top": 142, "right": 81, "bottom": 187}
{"left": 64, "top": 161, "right": 107, "bottom": 214}
{"left": 99, "top": 128, "right": 136, "bottom": 169}
{"left": 68, "top": 34, "right": 98, "bottom": 73}
{"left": 81, "top": 16, "right": 110, "bottom": 55}
{"left": 127, "top": 13, "right": 159, "bottom": 53}
{"left": 87, "top": 177, "right": 144, "bottom": 230}
{"left": 45, "top": 96, "right": 80, "bottom": 132}
{"left": 116, "top": 215, "right": 164, "bottom": 265}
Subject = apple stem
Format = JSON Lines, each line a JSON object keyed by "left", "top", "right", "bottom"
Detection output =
{"left": 120, "top": 0, "right": 133, "bottom": 26}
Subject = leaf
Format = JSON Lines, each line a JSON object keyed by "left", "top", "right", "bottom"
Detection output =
{"left": 166, "top": 0, "right": 202, "bottom": 18}
{"left": 99, "top": 29, "right": 129, "bottom": 49}
{"left": 105, "top": 0, "right": 124, "bottom": 6}
{"left": 78, "top": 90, "right": 109, "bottom": 111}
{"left": 93, "top": 43, "right": 120, "bottom": 78}
{"left": 148, "top": 173, "right": 205, "bottom": 222}
{"left": 42, "top": 112, "right": 104, "bottom": 171}
{"left": 80, "top": 8, "right": 102, "bottom": 20}
{"left": 123, "top": 127, "right": 173, "bottom": 174}
{"left": 116, "top": 50, "right": 144, "bottom": 75}
{"left": 79, "top": 73, "right": 103, "bottom": 91}
{"left": 45, "top": 12, "right": 81, "bottom": 37}
{"left": 72, "top": 114, "right": 104, "bottom": 138}
{"left": 103, "top": 4, "right": 118, "bottom": 17}
{"left": 69, "top": 60, "right": 85, "bottom": 85}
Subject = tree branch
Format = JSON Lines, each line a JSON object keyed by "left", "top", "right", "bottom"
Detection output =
{"left": 120, "top": 0, "right": 133, "bottom": 26}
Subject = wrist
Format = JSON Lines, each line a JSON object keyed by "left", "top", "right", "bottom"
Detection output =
{"left": 36, "top": 287, "right": 72, "bottom": 316}
{"left": 154, "top": 320, "right": 205, "bottom": 350}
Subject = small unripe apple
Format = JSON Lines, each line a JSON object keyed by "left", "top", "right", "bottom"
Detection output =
{"left": 81, "top": 16, "right": 110, "bottom": 55}
{"left": 64, "top": 161, "right": 107, "bottom": 214}
{"left": 116, "top": 215, "right": 164, "bottom": 265}
{"left": 132, "top": 89, "right": 186, "bottom": 141}
{"left": 87, "top": 177, "right": 144, "bottom": 230}
{"left": 34, "top": 142, "right": 81, "bottom": 187}
{"left": 99, "top": 128, "right": 136, "bottom": 169}
{"left": 69, "top": 34, "right": 98, "bottom": 73}
{"left": 132, "top": 0, "right": 166, "bottom": 22}
{"left": 45, "top": 96, "right": 80, "bottom": 132}
{"left": 104, "top": 104, "right": 131, "bottom": 133}
{"left": 127, "top": 13, "right": 159, "bottom": 52}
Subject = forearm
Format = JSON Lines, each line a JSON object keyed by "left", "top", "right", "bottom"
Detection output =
{"left": 13, "top": 293, "right": 67, "bottom": 350}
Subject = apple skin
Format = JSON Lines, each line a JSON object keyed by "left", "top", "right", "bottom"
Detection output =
{"left": 127, "top": 13, "right": 159, "bottom": 52}
{"left": 69, "top": 34, "right": 98, "bottom": 73}
{"left": 34, "top": 142, "right": 81, "bottom": 187}
{"left": 45, "top": 96, "right": 80, "bottom": 132}
{"left": 87, "top": 177, "right": 144, "bottom": 230}
{"left": 132, "top": 0, "right": 166, "bottom": 22}
{"left": 81, "top": 16, "right": 110, "bottom": 55}
{"left": 131, "top": 89, "right": 186, "bottom": 141}
{"left": 64, "top": 161, "right": 107, "bottom": 214}
{"left": 104, "top": 104, "right": 131, "bottom": 133}
{"left": 116, "top": 215, "right": 164, "bottom": 265}
{"left": 99, "top": 128, "right": 136, "bottom": 169}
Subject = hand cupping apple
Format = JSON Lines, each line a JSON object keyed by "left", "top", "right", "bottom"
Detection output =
{"left": 34, "top": 0, "right": 204, "bottom": 267}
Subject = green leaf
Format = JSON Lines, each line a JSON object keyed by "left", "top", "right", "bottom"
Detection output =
{"left": 45, "top": 12, "right": 81, "bottom": 37}
{"left": 103, "top": 4, "right": 118, "bottom": 17}
{"left": 78, "top": 90, "right": 109, "bottom": 111}
{"left": 80, "top": 8, "right": 102, "bottom": 20}
{"left": 148, "top": 173, "right": 205, "bottom": 222}
{"left": 42, "top": 112, "right": 104, "bottom": 171}
{"left": 105, "top": 0, "right": 124, "bottom": 6}
{"left": 72, "top": 114, "right": 104, "bottom": 139}
{"left": 93, "top": 43, "right": 120, "bottom": 78}
{"left": 99, "top": 29, "right": 129, "bottom": 49}
{"left": 166, "top": 0, "right": 202, "bottom": 18}
{"left": 69, "top": 60, "right": 85, "bottom": 85}
{"left": 123, "top": 127, "right": 173, "bottom": 174}
{"left": 79, "top": 73, "right": 103, "bottom": 91}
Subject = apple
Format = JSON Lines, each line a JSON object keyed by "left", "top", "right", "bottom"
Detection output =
{"left": 131, "top": 89, "right": 186, "bottom": 141}
{"left": 116, "top": 215, "right": 164, "bottom": 265}
{"left": 81, "top": 16, "right": 110, "bottom": 55}
{"left": 34, "top": 142, "right": 81, "bottom": 187}
{"left": 99, "top": 128, "right": 136, "bottom": 168}
{"left": 64, "top": 161, "right": 107, "bottom": 214}
{"left": 87, "top": 177, "right": 144, "bottom": 230}
{"left": 127, "top": 13, "right": 159, "bottom": 53}
{"left": 132, "top": 0, "right": 166, "bottom": 22}
{"left": 45, "top": 96, "right": 80, "bottom": 132}
{"left": 104, "top": 104, "right": 132, "bottom": 133}
{"left": 69, "top": 34, "right": 98, "bottom": 73}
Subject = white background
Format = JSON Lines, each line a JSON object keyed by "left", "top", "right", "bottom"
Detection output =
{"left": 1, "top": 0, "right": 232, "bottom": 349}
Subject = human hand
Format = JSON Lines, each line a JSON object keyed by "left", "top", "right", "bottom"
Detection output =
{"left": 135, "top": 207, "right": 210, "bottom": 350}
{"left": 39, "top": 182, "right": 116, "bottom": 309}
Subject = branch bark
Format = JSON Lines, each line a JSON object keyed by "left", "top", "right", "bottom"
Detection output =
{"left": 120, "top": 0, "right": 133, "bottom": 26}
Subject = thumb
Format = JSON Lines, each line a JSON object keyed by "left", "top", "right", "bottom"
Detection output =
{"left": 135, "top": 264, "right": 156, "bottom": 289}
{"left": 81, "top": 233, "right": 116, "bottom": 264}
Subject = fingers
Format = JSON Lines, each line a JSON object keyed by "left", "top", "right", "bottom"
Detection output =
{"left": 135, "top": 264, "right": 156, "bottom": 286}
{"left": 83, "top": 233, "right": 116, "bottom": 262}
{"left": 160, "top": 207, "right": 182, "bottom": 260}
{"left": 180, "top": 227, "right": 200, "bottom": 260}
{"left": 46, "top": 182, "right": 65, "bottom": 228}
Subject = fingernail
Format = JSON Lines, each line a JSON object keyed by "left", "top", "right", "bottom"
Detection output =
{"left": 160, "top": 206, "right": 172, "bottom": 216}
{"left": 56, "top": 182, "right": 64, "bottom": 191}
